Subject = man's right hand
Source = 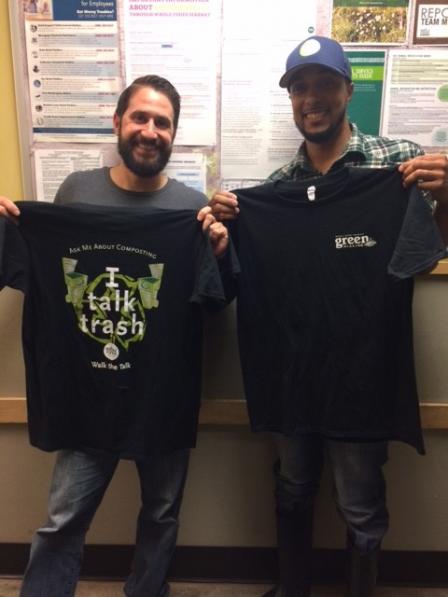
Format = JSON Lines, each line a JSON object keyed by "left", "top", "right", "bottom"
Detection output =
{"left": 0, "top": 196, "right": 21, "bottom": 222}
{"left": 208, "top": 190, "right": 239, "bottom": 221}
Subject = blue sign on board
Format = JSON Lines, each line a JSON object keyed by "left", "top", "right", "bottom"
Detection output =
{"left": 53, "top": 0, "right": 117, "bottom": 21}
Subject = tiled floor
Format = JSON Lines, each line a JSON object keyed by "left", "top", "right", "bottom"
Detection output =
{"left": 1, "top": 579, "right": 448, "bottom": 597}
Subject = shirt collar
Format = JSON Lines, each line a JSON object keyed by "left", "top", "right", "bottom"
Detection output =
{"left": 343, "top": 123, "right": 368, "bottom": 161}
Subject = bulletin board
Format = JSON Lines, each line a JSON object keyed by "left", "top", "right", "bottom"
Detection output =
{"left": 9, "top": 0, "right": 448, "bottom": 202}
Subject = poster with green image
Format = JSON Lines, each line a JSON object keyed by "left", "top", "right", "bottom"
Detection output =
{"left": 346, "top": 51, "right": 385, "bottom": 135}
{"left": 332, "top": 0, "right": 409, "bottom": 43}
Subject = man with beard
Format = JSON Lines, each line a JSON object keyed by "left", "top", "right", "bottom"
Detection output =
{"left": 210, "top": 36, "right": 448, "bottom": 597}
{"left": 0, "top": 75, "right": 229, "bottom": 597}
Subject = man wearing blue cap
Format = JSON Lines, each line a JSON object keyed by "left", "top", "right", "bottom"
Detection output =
{"left": 211, "top": 35, "right": 448, "bottom": 597}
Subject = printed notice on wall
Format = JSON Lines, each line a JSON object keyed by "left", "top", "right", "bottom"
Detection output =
{"left": 413, "top": 0, "right": 448, "bottom": 44}
{"left": 164, "top": 153, "right": 207, "bottom": 194}
{"left": 23, "top": 0, "right": 120, "bottom": 142}
{"left": 220, "top": 0, "right": 316, "bottom": 180}
{"left": 221, "top": 179, "right": 264, "bottom": 192}
{"left": 381, "top": 50, "right": 448, "bottom": 148}
{"left": 123, "top": 0, "right": 219, "bottom": 146}
{"left": 34, "top": 148, "right": 103, "bottom": 201}
{"left": 332, "top": 0, "right": 410, "bottom": 44}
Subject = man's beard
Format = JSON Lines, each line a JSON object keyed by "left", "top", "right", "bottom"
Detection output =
{"left": 297, "top": 107, "right": 346, "bottom": 144}
{"left": 118, "top": 133, "right": 172, "bottom": 178}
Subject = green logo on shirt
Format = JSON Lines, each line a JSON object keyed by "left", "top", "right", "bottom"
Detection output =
{"left": 62, "top": 258, "right": 164, "bottom": 360}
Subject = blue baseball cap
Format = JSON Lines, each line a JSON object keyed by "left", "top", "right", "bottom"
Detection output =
{"left": 279, "top": 36, "right": 352, "bottom": 88}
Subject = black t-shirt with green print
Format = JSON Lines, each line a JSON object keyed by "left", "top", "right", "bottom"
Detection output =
{"left": 0, "top": 201, "right": 227, "bottom": 457}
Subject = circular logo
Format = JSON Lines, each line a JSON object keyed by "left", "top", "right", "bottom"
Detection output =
{"left": 299, "top": 39, "right": 321, "bottom": 57}
{"left": 104, "top": 343, "right": 120, "bottom": 361}
{"left": 437, "top": 84, "right": 448, "bottom": 102}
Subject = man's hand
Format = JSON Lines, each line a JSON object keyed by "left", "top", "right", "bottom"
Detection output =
{"left": 197, "top": 206, "right": 229, "bottom": 258}
{"left": 399, "top": 153, "right": 448, "bottom": 205}
{"left": 0, "top": 196, "right": 20, "bottom": 222}
{"left": 399, "top": 154, "right": 448, "bottom": 244}
{"left": 208, "top": 190, "right": 239, "bottom": 221}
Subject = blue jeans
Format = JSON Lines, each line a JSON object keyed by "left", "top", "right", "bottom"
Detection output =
{"left": 275, "top": 434, "right": 389, "bottom": 554}
{"left": 20, "top": 448, "right": 190, "bottom": 597}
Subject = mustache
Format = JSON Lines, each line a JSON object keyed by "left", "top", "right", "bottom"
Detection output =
{"left": 131, "top": 135, "right": 160, "bottom": 148}
{"left": 302, "top": 104, "right": 326, "bottom": 114}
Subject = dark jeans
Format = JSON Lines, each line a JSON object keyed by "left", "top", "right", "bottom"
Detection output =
{"left": 20, "top": 448, "right": 190, "bottom": 597}
{"left": 275, "top": 434, "right": 389, "bottom": 554}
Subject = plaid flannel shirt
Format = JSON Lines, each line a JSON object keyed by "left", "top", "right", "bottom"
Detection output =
{"left": 267, "top": 123, "right": 424, "bottom": 182}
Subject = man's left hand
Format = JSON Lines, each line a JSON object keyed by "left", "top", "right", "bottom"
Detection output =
{"left": 399, "top": 153, "right": 448, "bottom": 245}
{"left": 399, "top": 153, "right": 448, "bottom": 206}
{"left": 197, "top": 206, "right": 229, "bottom": 258}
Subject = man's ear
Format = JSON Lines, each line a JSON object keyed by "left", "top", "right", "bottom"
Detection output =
{"left": 112, "top": 113, "right": 120, "bottom": 135}
{"left": 347, "top": 81, "right": 354, "bottom": 102}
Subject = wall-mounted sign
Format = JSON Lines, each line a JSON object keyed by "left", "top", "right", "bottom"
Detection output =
{"left": 413, "top": 0, "right": 448, "bottom": 44}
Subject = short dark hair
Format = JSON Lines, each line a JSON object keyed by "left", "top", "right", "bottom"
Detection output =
{"left": 115, "top": 75, "right": 181, "bottom": 133}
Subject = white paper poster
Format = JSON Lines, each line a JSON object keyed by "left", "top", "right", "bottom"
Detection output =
{"left": 220, "top": 0, "right": 317, "bottom": 179}
{"left": 164, "top": 153, "right": 207, "bottom": 194}
{"left": 34, "top": 148, "right": 103, "bottom": 201}
{"left": 123, "top": 0, "right": 219, "bottom": 146}
{"left": 382, "top": 50, "right": 448, "bottom": 148}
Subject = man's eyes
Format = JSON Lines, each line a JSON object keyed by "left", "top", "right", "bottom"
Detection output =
{"left": 131, "top": 114, "right": 171, "bottom": 128}
{"left": 291, "top": 79, "right": 339, "bottom": 95}
{"left": 320, "top": 79, "right": 338, "bottom": 89}
{"left": 291, "top": 84, "right": 306, "bottom": 95}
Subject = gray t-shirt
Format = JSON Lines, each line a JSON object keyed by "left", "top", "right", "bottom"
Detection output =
{"left": 54, "top": 166, "right": 207, "bottom": 210}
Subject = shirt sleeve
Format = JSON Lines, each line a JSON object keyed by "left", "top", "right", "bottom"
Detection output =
{"left": 190, "top": 232, "right": 240, "bottom": 310}
{"left": 0, "top": 217, "right": 29, "bottom": 293}
{"left": 388, "top": 185, "right": 447, "bottom": 279}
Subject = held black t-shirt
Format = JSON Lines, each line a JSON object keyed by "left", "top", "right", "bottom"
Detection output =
{"left": 0, "top": 201, "right": 227, "bottom": 457}
{"left": 232, "top": 167, "right": 446, "bottom": 454}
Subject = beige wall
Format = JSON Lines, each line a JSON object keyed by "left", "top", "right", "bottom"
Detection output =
{"left": 1, "top": 3, "right": 448, "bottom": 553}
{"left": 0, "top": 3, "right": 23, "bottom": 201}
{"left": 2, "top": 280, "right": 448, "bottom": 550}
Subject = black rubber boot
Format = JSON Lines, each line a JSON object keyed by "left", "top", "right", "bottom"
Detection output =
{"left": 262, "top": 505, "right": 313, "bottom": 597}
{"left": 278, "top": 506, "right": 313, "bottom": 597}
{"left": 346, "top": 542, "right": 379, "bottom": 597}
